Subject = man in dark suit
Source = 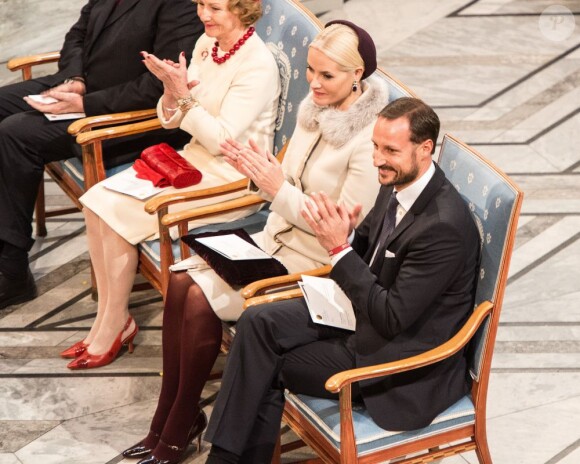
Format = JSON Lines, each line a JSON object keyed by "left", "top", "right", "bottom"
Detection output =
{"left": 0, "top": 0, "right": 202, "bottom": 309}
{"left": 203, "top": 98, "right": 481, "bottom": 464}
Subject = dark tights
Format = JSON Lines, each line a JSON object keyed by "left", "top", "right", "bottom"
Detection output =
{"left": 142, "top": 272, "right": 222, "bottom": 460}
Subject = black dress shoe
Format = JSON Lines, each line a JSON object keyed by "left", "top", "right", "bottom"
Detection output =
{"left": 123, "top": 441, "right": 153, "bottom": 459}
{"left": 137, "top": 411, "right": 207, "bottom": 464}
{"left": 0, "top": 268, "right": 37, "bottom": 309}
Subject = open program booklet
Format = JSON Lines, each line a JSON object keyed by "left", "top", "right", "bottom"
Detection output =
{"left": 100, "top": 167, "right": 168, "bottom": 200}
{"left": 298, "top": 275, "right": 356, "bottom": 331}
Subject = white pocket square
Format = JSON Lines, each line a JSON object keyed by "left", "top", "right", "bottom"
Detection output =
{"left": 384, "top": 250, "right": 396, "bottom": 258}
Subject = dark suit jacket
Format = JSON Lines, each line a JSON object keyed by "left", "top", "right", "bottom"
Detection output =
{"left": 330, "top": 163, "right": 480, "bottom": 431}
{"left": 43, "top": 0, "right": 203, "bottom": 115}
{"left": 34, "top": 0, "right": 203, "bottom": 167}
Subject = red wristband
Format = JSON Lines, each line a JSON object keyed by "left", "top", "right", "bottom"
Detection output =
{"left": 328, "top": 243, "right": 351, "bottom": 257}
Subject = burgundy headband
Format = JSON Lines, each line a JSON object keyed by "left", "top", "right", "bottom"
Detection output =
{"left": 324, "top": 20, "right": 377, "bottom": 80}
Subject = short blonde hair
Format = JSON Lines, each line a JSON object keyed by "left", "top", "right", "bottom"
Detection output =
{"left": 309, "top": 24, "right": 364, "bottom": 74}
{"left": 228, "top": 0, "right": 262, "bottom": 28}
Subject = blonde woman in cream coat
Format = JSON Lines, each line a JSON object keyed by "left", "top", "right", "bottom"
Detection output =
{"left": 120, "top": 22, "right": 387, "bottom": 464}
{"left": 61, "top": 0, "right": 280, "bottom": 373}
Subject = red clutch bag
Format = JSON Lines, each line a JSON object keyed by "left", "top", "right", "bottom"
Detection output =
{"left": 135, "top": 143, "right": 202, "bottom": 189}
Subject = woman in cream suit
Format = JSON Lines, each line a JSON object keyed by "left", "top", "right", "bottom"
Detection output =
{"left": 60, "top": 0, "right": 280, "bottom": 372}
{"left": 121, "top": 21, "right": 388, "bottom": 464}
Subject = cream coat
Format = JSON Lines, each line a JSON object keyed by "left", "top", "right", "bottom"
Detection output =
{"left": 193, "top": 76, "right": 388, "bottom": 320}
{"left": 80, "top": 33, "right": 280, "bottom": 244}
{"left": 258, "top": 75, "right": 388, "bottom": 270}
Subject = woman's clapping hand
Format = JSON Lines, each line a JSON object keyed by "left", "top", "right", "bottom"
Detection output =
{"left": 221, "top": 138, "right": 284, "bottom": 198}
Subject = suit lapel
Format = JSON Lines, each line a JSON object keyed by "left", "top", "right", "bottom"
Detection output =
{"left": 86, "top": 0, "right": 141, "bottom": 52}
{"left": 104, "top": 0, "right": 141, "bottom": 29}
{"left": 86, "top": 0, "right": 118, "bottom": 52}
{"left": 363, "top": 186, "right": 393, "bottom": 264}
{"left": 383, "top": 163, "right": 446, "bottom": 250}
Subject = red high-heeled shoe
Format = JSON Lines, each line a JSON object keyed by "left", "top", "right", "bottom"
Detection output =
{"left": 67, "top": 316, "right": 138, "bottom": 370}
{"left": 60, "top": 340, "right": 88, "bottom": 359}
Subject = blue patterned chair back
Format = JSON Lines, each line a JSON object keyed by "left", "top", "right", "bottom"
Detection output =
{"left": 437, "top": 134, "right": 523, "bottom": 381}
{"left": 256, "top": 0, "right": 322, "bottom": 155}
{"left": 373, "top": 68, "right": 417, "bottom": 103}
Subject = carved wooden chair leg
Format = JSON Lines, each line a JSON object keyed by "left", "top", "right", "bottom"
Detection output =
{"left": 35, "top": 177, "right": 47, "bottom": 237}
{"left": 271, "top": 435, "right": 282, "bottom": 464}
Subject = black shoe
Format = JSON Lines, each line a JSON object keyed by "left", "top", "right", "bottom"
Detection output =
{"left": 0, "top": 268, "right": 37, "bottom": 309}
{"left": 137, "top": 411, "right": 207, "bottom": 464}
{"left": 123, "top": 431, "right": 159, "bottom": 459}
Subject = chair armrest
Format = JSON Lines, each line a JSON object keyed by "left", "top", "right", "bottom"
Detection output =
{"left": 69, "top": 109, "right": 158, "bottom": 135}
{"left": 241, "top": 264, "right": 332, "bottom": 299}
{"left": 143, "top": 138, "right": 292, "bottom": 214}
{"left": 74, "top": 114, "right": 161, "bottom": 145}
{"left": 160, "top": 194, "right": 266, "bottom": 227}
{"left": 243, "top": 288, "right": 304, "bottom": 310}
{"left": 325, "top": 300, "right": 494, "bottom": 393}
{"left": 7, "top": 52, "right": 60, "bottom": 73}
{"left": 144, "top": 178, "right": 250, "bottom": 214}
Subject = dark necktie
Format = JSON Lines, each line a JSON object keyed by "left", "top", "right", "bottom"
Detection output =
{"left": 377, "top": 191, "right": 399, "bottom": 247}
{"left": 370, "top": 191, "right": 398, "bottom": 270}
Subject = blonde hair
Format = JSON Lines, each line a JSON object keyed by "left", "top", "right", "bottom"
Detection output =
{"left": 227, "top": 0, "right": 262, "bottom": 28}
{"left": 309, "top": 24, "right": 364, "bottom": 74}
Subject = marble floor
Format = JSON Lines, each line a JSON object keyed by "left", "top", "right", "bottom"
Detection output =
{"left": 1, "top": 0, "right": 580, "bottom": 463}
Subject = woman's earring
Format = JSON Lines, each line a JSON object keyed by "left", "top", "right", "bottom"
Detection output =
{"left": 352, "top": 80, "right": 359, "bottom": 92}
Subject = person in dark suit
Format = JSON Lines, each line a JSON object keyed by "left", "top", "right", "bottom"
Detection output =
{"left": 202, "top": 97, "right": 481, "bottom": 464}
{"left": 0, "top": 0, "right": 202, "bottom": 309}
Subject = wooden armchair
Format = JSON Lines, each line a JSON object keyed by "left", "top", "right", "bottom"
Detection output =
{"left": 6, "top": 51, "right": 161, "bottom": 237}
{"left": 7, "top": 0, "right": 323, "bottom": 298}
{"left": 241, "top": 134, "right": 524, "bottom": 464}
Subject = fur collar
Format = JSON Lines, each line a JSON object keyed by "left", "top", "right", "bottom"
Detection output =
{"left": 297, "top": 75, "right": 389, "bottom": 148}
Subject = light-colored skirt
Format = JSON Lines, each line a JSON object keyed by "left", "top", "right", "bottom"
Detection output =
{"left": 188, "top": 231, "right": 324, "bottom": 321}
{"left": 80, "top": 150, "right": 257, "bottom": 245}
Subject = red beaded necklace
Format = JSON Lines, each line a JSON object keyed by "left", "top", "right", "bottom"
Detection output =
{"left": 212, "top": 26, "right": 255, "bottom": 64}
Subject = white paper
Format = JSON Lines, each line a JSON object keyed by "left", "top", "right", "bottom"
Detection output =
{"left": 27, "top": 95, "right": 87, "bottom": 121}
{"left": 169, "top": 255, "right": 210, "bottom": 272}
{"left": 44, "top": 112, "right": 86, "bottom": 121}
{"left": 195, "top": 234, "right": 272, "bottom": 261}
{"left": 27, "top": 94, "right": 59, "bottom": 104}
{"left": 100, "top": 167, "right": 168, "bottom": 200}
{"left": 299, "top": 275, "right": 356, "bottom": 331}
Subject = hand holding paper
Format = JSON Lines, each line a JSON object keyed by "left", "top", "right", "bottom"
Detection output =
{"left": 299, "top": 275, "right": 356, "bottom": 331}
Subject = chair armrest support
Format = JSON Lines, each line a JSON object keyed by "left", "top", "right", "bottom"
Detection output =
{"left": 69, "top": 109, "right": 158, "bottom": 135}
{"left": 144, "top": 179, "right": 250, "bottom": 214}
{"left": 75, "top": 116, "right": 161, "bottom": 144}
{"left": 325, "top": 300, "right": 494, "bottom": 393}
{"left": 160, "top": 194, "right": 265, "bottom": 227}
{"left": 7, "top": 52, "right": 60, "bottom": 79}
{"left": 241, "top": 264, "right": 332, "bottom": 299}
{"left": 243, "top": 288, "right": 304, "bottom": 310}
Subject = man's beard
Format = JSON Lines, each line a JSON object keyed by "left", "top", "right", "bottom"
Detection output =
{"left": 379, "top": 151, "right": 420, "bottom": 187}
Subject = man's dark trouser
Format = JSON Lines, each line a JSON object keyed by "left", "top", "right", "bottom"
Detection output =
{"left": 0, "top": 77, "right": 189, "bottom": 256}
{"left": 0, "top": 78, "right": 74, "bottom": 252}
{"left": 205, "top": 298, "right": 360, "bottom": 464}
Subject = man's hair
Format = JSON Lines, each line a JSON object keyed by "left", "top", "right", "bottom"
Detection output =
{"left": 379, "top": 97, "right": 440, "bottom": 154}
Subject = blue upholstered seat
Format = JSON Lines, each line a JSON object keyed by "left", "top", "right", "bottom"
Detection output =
{"left": 282, "top": 134, "right": 523, "bottom": 463}
{"left": 288, "top": 393, "right": 474, "bottom": 456}
{"left": 61, "top": 157, "right": 131, "bottom": 190}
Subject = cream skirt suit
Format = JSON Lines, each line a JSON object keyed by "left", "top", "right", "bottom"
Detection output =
{"left": 80, "top": 33, "right": 280, "bottom": 244}
{"left": 191, "top": 76, "right": 389, "bottom": 320}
